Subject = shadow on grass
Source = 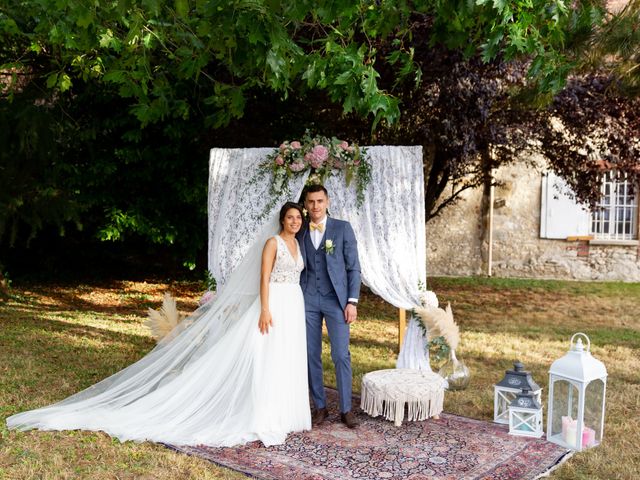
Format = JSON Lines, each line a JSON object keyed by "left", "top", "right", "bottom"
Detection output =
{"left": 349, "top": 335, "right": 396, "bottom": 350}
{"left": 1, "top": 303, "right": 147, "bottom": 325}
{"left": 6, "top": 280, "right": 201, "bottom": 317}
{"left": 1, "top": 305, "right": 155, "bottom": 344}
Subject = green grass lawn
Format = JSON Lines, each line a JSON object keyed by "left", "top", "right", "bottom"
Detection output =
{"left": 1, "top": 277, "right": 638, "bottom": 479}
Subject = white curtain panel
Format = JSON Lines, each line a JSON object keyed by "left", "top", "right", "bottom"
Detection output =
{"left": 323, "top": 146, "right": 426, "bottom": 310}
{"left": 208, "top": 146, "right": 430, "bottom": 370}
{"left": 207, "top": 148, "right": 310, "bottom": 285}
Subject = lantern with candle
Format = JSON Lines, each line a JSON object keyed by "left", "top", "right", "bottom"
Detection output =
{"left": 494, "top": 361, "right": 542, "bottom": 424}
{"left": 547, "top": 333, "right": 607, "bottom": 451}
{"left": 508, "top": 387, "right": 544, "bottom": 438}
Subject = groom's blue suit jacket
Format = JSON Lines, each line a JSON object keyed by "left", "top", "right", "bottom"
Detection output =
{"left": 298, "top": 217, "right": 361, "bottom": 309}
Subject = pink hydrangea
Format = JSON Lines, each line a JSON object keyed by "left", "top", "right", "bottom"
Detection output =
{"left": 275, "top": 155, "right": 284, "bottom": 166}
{"left": 304, "top": 145, "right": 329, "bottom": 168}
{"left": 290, "top": 162, "right": 305, "bottom": 172}
{"left": 304, "top": 151, "right": 317, "bottom": 167}
{"left": 290, "top": 141, "right": 302, "bottom": 149}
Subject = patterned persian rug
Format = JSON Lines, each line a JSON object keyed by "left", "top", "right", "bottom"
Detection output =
{"left": 167, "top": 389, "right": 571, "bottom": 480}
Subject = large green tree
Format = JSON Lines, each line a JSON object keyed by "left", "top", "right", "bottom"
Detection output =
{"left": 0, "top": 0, "right": 620, "bottom": 275}
{"left": 583, "top": 0, "right": 640, "bottom": 94}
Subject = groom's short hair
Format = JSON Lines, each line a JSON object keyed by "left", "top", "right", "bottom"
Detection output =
{"left": 303, "top": 184, "right": 328, "bottom": 199}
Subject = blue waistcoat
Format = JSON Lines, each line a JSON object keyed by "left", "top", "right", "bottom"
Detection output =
{"left": 303, "top": 231, "right": 334, "bottom": 296}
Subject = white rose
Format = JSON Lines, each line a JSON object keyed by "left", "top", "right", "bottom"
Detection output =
{"left": 325, "top": 239, "right": 333, "bottom": 248}
{"left": 420, "top": 290, "right": 439, "bottom": 308}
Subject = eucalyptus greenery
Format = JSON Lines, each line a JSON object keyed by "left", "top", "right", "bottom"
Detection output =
{"left": 204, "top": 270, "right": 217, "bottom": 292}
{"left": 411, "top": 309, "right": 451, "bottom": 364}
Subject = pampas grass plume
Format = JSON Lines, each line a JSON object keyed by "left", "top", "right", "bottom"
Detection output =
{"left": 145, "top": 292, "right": 184, "bottom": 341}
{"left": 415, "top": 302, "right": 461, "bottom": 351}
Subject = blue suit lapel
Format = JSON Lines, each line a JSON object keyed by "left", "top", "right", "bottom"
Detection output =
{"left": 324, "top": 217, "right": 335, "bottom": 265}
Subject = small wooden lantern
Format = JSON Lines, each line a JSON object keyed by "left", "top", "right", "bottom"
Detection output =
{"left": 508, "top": 387, "right": 544, "bottom": 438}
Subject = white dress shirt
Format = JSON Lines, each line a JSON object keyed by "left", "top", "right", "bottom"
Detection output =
{"left": 310, "top": 216, "right": 327, "bottom": 250}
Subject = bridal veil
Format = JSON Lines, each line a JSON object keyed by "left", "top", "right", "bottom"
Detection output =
{"left": 7, "top": 181, "right": 309, "bottom": 446}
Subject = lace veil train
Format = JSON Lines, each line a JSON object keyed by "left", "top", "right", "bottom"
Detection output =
{"left": 7, "top": 184, "right": 308, "bottom": 445}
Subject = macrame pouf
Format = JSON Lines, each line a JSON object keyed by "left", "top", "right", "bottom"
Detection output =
{"left": 361, "top": 369, "right": 447, "bottom": 426}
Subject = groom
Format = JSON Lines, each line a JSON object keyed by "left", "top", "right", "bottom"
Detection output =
{"left": 298, "top": 184, "right": 361, "bottom": 428}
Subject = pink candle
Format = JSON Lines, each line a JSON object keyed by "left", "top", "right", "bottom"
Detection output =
{"left": 582, "top": 426, "right": 596, "bottom": 447}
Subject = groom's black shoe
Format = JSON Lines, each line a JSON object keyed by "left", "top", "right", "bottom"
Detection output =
{"left": 312, "top": 407, "right": 328, "bottom": 426}
{"left": 340, "top": 411, "right": 359, "bottom": 429}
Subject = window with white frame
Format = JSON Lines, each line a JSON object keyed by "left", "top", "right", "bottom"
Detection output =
{"left": 590, "top": 171, "right": 638, "bottom": 241}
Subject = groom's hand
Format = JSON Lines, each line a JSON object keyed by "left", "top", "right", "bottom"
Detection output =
{"left": 344, "top": 304, "right": 357, "bottom": 324}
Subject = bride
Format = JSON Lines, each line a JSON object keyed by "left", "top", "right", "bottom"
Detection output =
{"left": 7, "top": 202, "right": 311, "bottom": 447}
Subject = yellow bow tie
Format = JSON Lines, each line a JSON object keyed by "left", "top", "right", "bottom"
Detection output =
{"left": 309, "top": 223, "right": 324, "bottom": 232}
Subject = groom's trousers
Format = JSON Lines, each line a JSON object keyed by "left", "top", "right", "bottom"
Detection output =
{"left": 304, "top": 290, "right": 352, "bottom": 414}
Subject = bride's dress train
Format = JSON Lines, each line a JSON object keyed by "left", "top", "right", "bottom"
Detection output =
{"left": 7, "top": 231, "right": 311, "bottom": 447}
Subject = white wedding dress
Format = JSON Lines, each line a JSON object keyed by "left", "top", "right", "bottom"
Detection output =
{"left": 7, "top": 233, "right": 311, "bottom": 447}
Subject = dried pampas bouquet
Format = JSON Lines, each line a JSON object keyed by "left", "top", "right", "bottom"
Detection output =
{"left": 145, "top": 292, "right": 186, "bottom": 342}
{"left": 414, "top": 303, "right": 470, "bottom": 390}
{"left": 414, "top": 303, "right": 460, "bottom": 353}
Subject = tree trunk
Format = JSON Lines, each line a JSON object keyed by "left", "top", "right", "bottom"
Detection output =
{"left": 478, "top": 150, "right": 495, "bottom": 275}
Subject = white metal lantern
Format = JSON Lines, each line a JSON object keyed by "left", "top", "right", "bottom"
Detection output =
{"left": 508, "top": 387, "right": 544, "bottom": 438}
{"left": 494, "top": 361, "right": 542, "bottom": 424}
{"left": 547, "top": 333, "right": 607, "bottom": 451}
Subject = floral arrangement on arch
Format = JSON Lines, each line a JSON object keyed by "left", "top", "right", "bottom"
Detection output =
{"left": 255, "top": 132, "right": 371, "bottom": 216}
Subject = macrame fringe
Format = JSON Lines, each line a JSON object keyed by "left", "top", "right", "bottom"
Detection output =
{"left": 361, "top": 383, "right": 445, "bottom": 425}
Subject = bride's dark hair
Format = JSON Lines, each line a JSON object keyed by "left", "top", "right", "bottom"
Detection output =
{"left": 279, "top": 202, "right": 305, "bottom": 231}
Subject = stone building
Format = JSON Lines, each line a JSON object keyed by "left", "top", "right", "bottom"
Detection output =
{"left": 426, "top": 159, "right": 640, "bottom": 282}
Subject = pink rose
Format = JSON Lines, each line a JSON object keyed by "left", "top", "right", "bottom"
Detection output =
{"left": 279, "top": 142, "right": 288, "bottom": 152}
{"left": 290, "top": 162, "right": 305, "bottom": 172}
{"left": 290, "top": 141, "right": 302, "bottom": 149}
{"left": 275, "top": 155, "right": 284, "bottom": 166}
{"left": 312, "top": 145, "right": 329, "bottom": 162}
{"left": 339, "top": 141, "right": 349, "bottom": 150}
{"left": 353, "top": 158, "right": 361, "bottom": 166}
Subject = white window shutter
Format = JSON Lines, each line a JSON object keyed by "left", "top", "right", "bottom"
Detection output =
{"left": 540, "top": 172, "right": 591, "bottom": 239}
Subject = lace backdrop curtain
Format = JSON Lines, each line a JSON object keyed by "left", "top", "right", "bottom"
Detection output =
{"left": 207, "top": 148, "right": 310, "bottom": 284}
{"left": 208, "top": 146, "right": 430, "bottom": 370}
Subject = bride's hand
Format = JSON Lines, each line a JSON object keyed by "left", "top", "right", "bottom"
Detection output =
{"left": 259, "top": 310, "right": 273, "bottom": 334}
